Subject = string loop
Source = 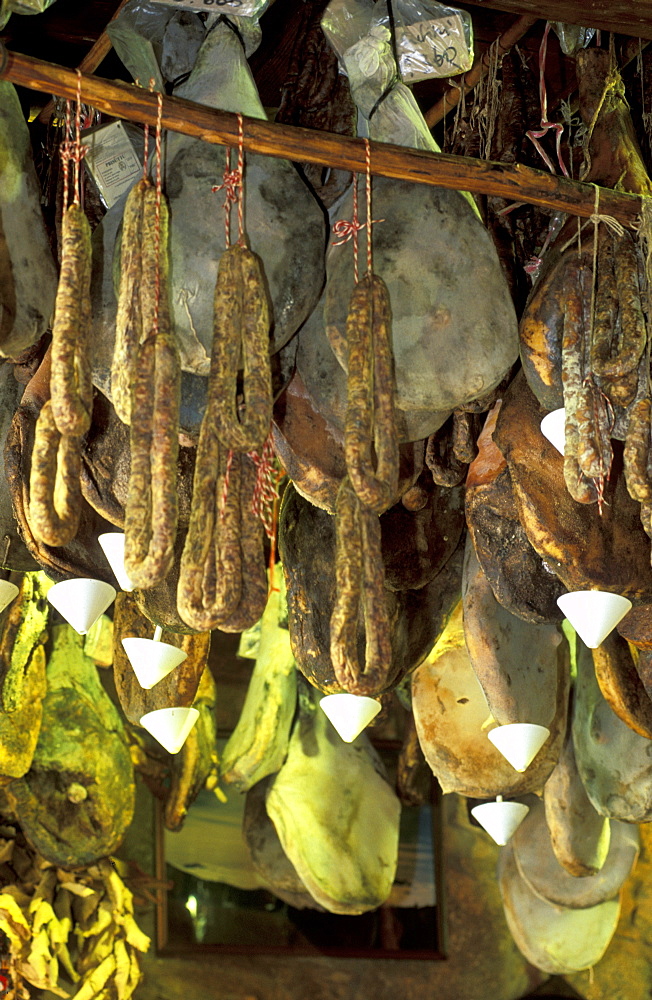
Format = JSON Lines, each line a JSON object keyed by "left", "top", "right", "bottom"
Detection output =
{"left": 332, "top": 138, "right": 384, "bottom": 284}
{"left": 212, "top": 113, "right": 245, "bottom": 248}
{"left": 60, "top": 71, "right": 87, "bottom": 210}
{"left": 526, "top": 22, "right": 569, "bottom": 177}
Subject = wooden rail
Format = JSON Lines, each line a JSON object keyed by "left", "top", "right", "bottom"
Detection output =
{"left": 462, "top": 0, "right": 652, "bottom": 42}
{"left": 0, "top": 45, "right": 646, "bottom": 228}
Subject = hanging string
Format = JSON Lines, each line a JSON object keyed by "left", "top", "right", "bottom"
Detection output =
{"left": 62, "top": 98, "right": 72, "bottom": 211}
{"left": 212, "top": 113, "right": 245, "bottom": 249}
{"left": 365, "top": 138, "right": 373, "bottom": 276}
{"left": 137, "top": 80, "right": 150, "bottom": 181}
{"left": 73, "top": 70, "right": 84, "bottom": 205}
{"left": 151, "top": 84, "right": 164, "bottom": 341}
{"left": 332, "top": 173, "right": 362, "bottom": 284}
{"left": 332, "top": 139, "right": 384, "bottom": 285}
{"left": 236, "top": 113, "right": 245, "bottom": 247}
{"left": 526, "top": 22, "right": 569, "bottom": 177}
{"left": 249, "top": 434, "right": 283, "bottom": 541}
{"left": 60, "top": 71, "right": 87, "bottom": 211}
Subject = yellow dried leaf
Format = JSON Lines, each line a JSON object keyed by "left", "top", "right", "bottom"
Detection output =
{"left": 127, "top": 946, "right": 142, "bottom": 995}
{"left": 71, "top": 890, "right": 101, "bottom": 930}
{"left": 25, "top": 926, "right": 53, "bottom": 986}
{"left": 76, "top": 900, "right": 112, "bottom": 939}
{"left": 1, "top": 885, "right": 31, "bottom": 908}
{"left": 54, "top": 886, "right": 73, "bottom": 939}
{"left": 122, "top": 914, "right": 150, "bottom": 953}
{"left": 60, "top": 882, "right": 97, "bottom": 898}
{"left": 30, "top": 898, "right": 56, "bottom": 934}
{"left": 56, "top": 939, "right": 80, "bottom": 984}
{"left": 113, "top": 938, "right": 130, "bottom": 1000}
{"left": 0, "top": 892, "right": 30, "bottom": 938}
{"left": 70, "top": 952, "right": 116, "bottom": 1000}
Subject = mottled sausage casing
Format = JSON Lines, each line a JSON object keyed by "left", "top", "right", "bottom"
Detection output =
{"left": 592, "top": 230, "right": 646, "bottom": 386}
{"left": 177, "top": 442, "right": 266, "bottom": 633}
{"left": 561, "top": 268, "right": 610, "bottom": 504}
{"left": 625, "top": 397, "right": 652, "bottom": 502}
{"left": 344, "top": 274, "right": 399, "bottom": 515}
{"left": 29, "top": 400, "right": 82, "bottom": 547}
{"left": 330, "top": 476, "right": 391, "bottom": 697}
{"left": 111, "top": 179, "right": 147, "bottom": 425}
{"left": 50, "top": 203, "right": 93, "bottom": 438}
{"left": 124, "top": 189, "right": 181, "bottom": 590}
{"left": 211, "top": 245, "right": 273, "bottom": 454}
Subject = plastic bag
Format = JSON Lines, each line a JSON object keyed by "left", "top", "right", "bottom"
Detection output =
{"left": 322, "top": 0, "right": 473, "bottom": 95}
{"left": 150, "top": 0, "right": 275, "bottom": 17}
{"left": 388, "top": 0, "right": 474, "bottom": 83}
{"left": 552, "top": 22, "right": 596, "bottom": 56}
{"left": 0, "top": 0, "right": 57, "bottom": 30}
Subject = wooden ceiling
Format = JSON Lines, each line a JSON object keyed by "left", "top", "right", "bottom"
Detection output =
{"left": 2, "top": 0, "right": 651, "bottom": 111}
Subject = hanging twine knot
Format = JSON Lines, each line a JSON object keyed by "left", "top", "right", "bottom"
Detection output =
{"left": 333, "top": 138, "right": 384, "bottom": 283}
{"left": 589, "top": 184, "right": 626, "bottom": 237}
{"left": 248, "top": 435, "right": 282, "bottom": 540}
{"left": 212, "top": 113, "right": 245, "bottom": 249}
{"left": 331, "top": 218, "right": 365, "bottom": 246}
{"left": 524, "top": 256, "right": 542, "bottom": 276}
{"left": 59, "top": 139, "right": 88, "bottom": 175}
{"left": 59, "top": 139, "right": 87, "bottom": 166}
{"left": 211, "top": 169, "right": 241, "bottom": 205}
{"left": 331, "top": 216, "right": 385, "bottom": 247}
{"left": 588, "top": 210, "right": 626, "bottom": 238}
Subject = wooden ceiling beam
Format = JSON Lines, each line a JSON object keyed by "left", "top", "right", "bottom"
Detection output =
{"left": 460, "top": 1, "right": 652, "bottom": 42}
{"left": 0, "top": 46, "right": 644, "bottom": 229}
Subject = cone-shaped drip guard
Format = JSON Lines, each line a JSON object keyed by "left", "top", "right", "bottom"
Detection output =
{"left": 0, "top": 580, "right": 19, "bottom": 614}
{"left": 320, "top": 693, "right": 382, "bottom": 743}
{"left": 48, "top": 578, "right": 117, "bottom": 635}
{"left": 471, "top": 796, "right": 530, "bottom": 846}
{"left": 140, "top": 707, "right": 200, "bottom": 754}
{"left": 557, "top": 591, "right": 632, "bottom": 649}
{"left": 98, "top": 533, "right": 134, "bottom": 592}
{"left": 121, "top": 637, "right": 187, "bottom": 690}
{"left": 540, "top": 408, "right": 566, "bottom": 456}
{"left": 488, "top": 723, "right": 550, "bottom": 773}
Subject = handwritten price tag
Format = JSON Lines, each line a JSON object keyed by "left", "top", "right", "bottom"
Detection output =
{"left": 397, "top": 14, "right": 472, "bottom": 83}
{"left": 152, "top": 0, "right": 262, "bottom": 13}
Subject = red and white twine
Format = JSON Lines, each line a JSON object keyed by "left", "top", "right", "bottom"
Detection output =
{"left": 212, "top": 113, "right": 245, "bottom": 249}
{"left": 60, "top": 70, "right": 87, "bottom": 210}
{"left": 332, "top": 138, "right": 384, "bottom": 284}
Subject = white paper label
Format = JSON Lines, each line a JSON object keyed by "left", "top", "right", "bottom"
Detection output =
{"left": 397, "top": 14, "right": 472, "bottom": 83}
{"left": 151, "top": 0, "right": 264, "bottom": 14}
{"left": 81, "top": 121, "right": 142, "bottom": 209}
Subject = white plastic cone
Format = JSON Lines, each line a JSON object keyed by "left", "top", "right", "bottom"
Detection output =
{"left": 140, "top": 707, "right": 199, "bottom": 754}
{"left": 98, "top": 533, "right": 134, "bottom": 592}
{"left": 487, "top": 723, "right": 550, "bottom": 772}
{"left": 557, "top": 590, "right": 632, "bottom": 649}
{"left": 0, "top": 580, "right": 19, "bottom": 614}
{"left": 121, "top": 636, "right": 187, "bottom": 690}
{"left": 48, "top": 578, "right": 117, "bottom": 635}
{"left": 540, "top": 407, "right": 566, "bottom": 456}
{"left": 471, "top": 796, "right": 530, "bottom": 846}
{"left": 320, "top": 693, "right": 382, "bottom": 743}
